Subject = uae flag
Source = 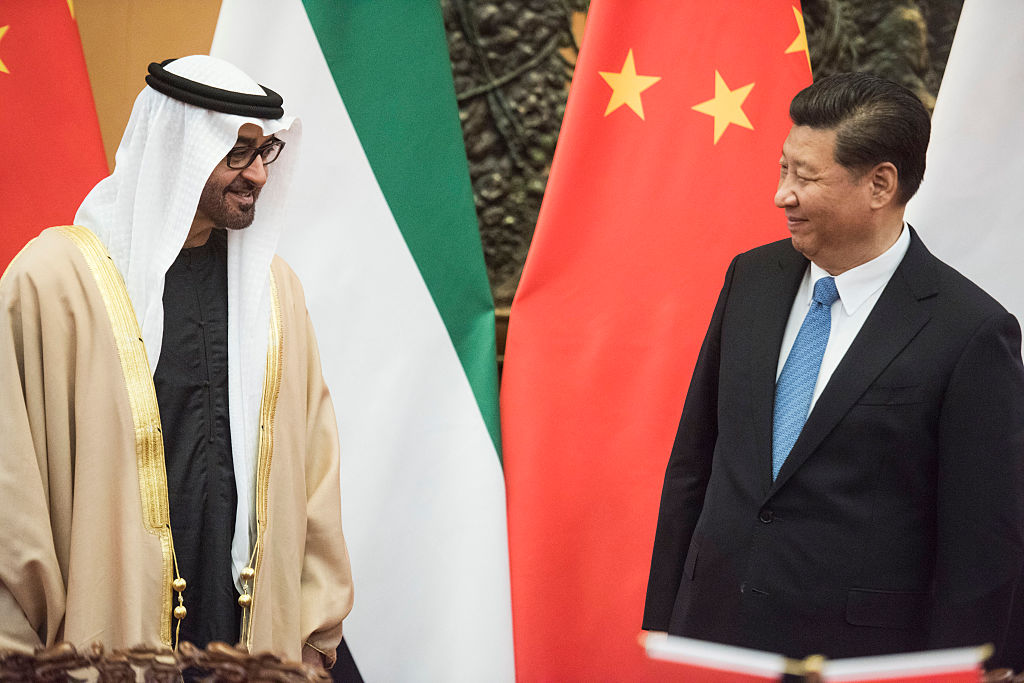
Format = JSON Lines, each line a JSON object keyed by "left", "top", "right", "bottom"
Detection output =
{"left": 0, "top": 0, "right": 107, "bottom": 272}
{"left": 907, "top": 0, "right": 1024, "bottom": 325}
{"left": 212, "top": 1, "right": 514, "bottom": 680}
{"left": 501, "top": 1, "right": 811, "bottom": 679}
{"left": 905, "top": 1, "right": 1024, "bottom": 669}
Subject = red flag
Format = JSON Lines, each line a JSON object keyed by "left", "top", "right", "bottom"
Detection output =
{"left": 0, "top": 1, "right": 107, "bottom": 272}
{"left": 501, "top": 1, "right": 811, "bottom": 679}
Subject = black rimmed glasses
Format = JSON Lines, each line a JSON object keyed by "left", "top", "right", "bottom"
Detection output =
{"left": 224, "top": 139, "right": 285, "bottom": 170}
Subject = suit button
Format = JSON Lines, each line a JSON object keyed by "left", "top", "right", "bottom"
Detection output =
{"left": 758, "top": 509, "right": 774, "bottom": 523}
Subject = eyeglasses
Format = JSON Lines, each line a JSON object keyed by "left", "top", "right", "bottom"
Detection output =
{"left": 224, "top": 139, "right": 285, "bottom": 170}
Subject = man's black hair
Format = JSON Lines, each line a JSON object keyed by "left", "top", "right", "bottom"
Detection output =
{"left": 790, "top": 72, "right": 930, "bottom": 205}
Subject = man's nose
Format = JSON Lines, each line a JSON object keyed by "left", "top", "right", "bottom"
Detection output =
{"left": 242, "top": 154, "right": 268, "bottom": 187}
{"left": 774, "top": 180, "right": 797, "bottom": 208}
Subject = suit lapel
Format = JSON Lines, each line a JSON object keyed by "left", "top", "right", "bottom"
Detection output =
{"left": 747, "top": 244, "right": 808, "bottom": 490}
{"left": 768, "top": 228, "right": 938, "bottom": 495}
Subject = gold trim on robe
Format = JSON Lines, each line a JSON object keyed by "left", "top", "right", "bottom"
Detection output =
{"left": 1, "top": 229, "right": 348, "bottom": 659}
{"left": 242, "top": 271, "right": 283, "bottom": 649}
{"left": 56, "top": 225, "right": 176, "bottom": 647}
{"left": 57, "top": 226, "right": 284, "bottom": 649}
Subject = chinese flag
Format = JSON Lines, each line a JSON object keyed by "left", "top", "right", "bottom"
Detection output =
{"left": 501, "top": 1, "right": 811, "bottom": 680}
{"left": 0, "top": 1, "right": 107, "bottom": 272}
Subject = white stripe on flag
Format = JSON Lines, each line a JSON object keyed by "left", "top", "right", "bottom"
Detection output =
{"left": 212, "top": 2, "right": 515, "bottom": 680}
{"left": 907, "top": 0, "right": 1024, "bottom": 326}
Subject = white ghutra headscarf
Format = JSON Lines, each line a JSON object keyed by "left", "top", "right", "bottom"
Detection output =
{"left": 75, "top": 55, "right": 302, "bottom": 590}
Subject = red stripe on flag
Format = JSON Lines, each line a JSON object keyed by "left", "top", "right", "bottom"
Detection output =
{"left": 501, "top": 1, "right": 811, "bottom": 679}
{"left": 0, "top": 1, "right": 107, "bottom": 272}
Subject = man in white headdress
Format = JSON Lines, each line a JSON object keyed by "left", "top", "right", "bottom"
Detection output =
{"left": 0, "top": 56, "right": 352, "bottom": 668}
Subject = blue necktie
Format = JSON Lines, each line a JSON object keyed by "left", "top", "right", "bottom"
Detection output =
{"left": 772, "top": 276, "right": 839, "bottom": 479}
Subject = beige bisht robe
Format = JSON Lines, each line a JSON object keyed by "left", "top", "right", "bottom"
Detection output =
{"left": 0, "top": 226, "right": 352, "bottom": 664}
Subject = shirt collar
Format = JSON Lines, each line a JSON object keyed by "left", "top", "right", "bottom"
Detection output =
{"left": 807, "top": 223, "right": 910, "bottom": 316}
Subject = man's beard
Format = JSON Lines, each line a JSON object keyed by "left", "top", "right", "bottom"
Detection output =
{"left": 197, "top": 177, "right": 261, "bottom": 230}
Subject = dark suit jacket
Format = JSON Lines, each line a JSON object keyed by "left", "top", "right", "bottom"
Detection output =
{"left": 643, "top": 228, "right": 1024, "bottom": 662}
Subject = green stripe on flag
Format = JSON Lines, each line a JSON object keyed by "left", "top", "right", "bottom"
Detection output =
{"left": 301, "top": 0, "right": 501, "bottom": 453}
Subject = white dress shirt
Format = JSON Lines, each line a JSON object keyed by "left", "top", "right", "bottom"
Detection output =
{"left": 776, "top": 225, "right": 911, "bottom": 411}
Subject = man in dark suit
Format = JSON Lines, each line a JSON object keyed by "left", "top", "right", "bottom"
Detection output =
{"left": 643, "top": 72, "right": 1024, "bottom": 664}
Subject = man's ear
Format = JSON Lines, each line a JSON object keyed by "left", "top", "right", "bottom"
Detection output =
{"left": 867, "top": 162, "right": 899, "bottom": 208}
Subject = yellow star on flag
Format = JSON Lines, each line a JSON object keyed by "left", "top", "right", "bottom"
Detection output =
{"left": 785, "top": 6, "right": 812, "bottom": 75}
{"left": 599, "top": 49, "right": 661, "bottom": 120}
{"left": 692, "top": 70, "right": 755, "bottom": 144}
{"left": 0, "top": 26, "right": 10, "bottom": 75}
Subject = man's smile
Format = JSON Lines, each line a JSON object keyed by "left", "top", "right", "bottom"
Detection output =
{"left": 785, "top": 213, "right": 808, "bottom": 230}
{"left": 225, "top": 181, "right": 259, "bottom": 209}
